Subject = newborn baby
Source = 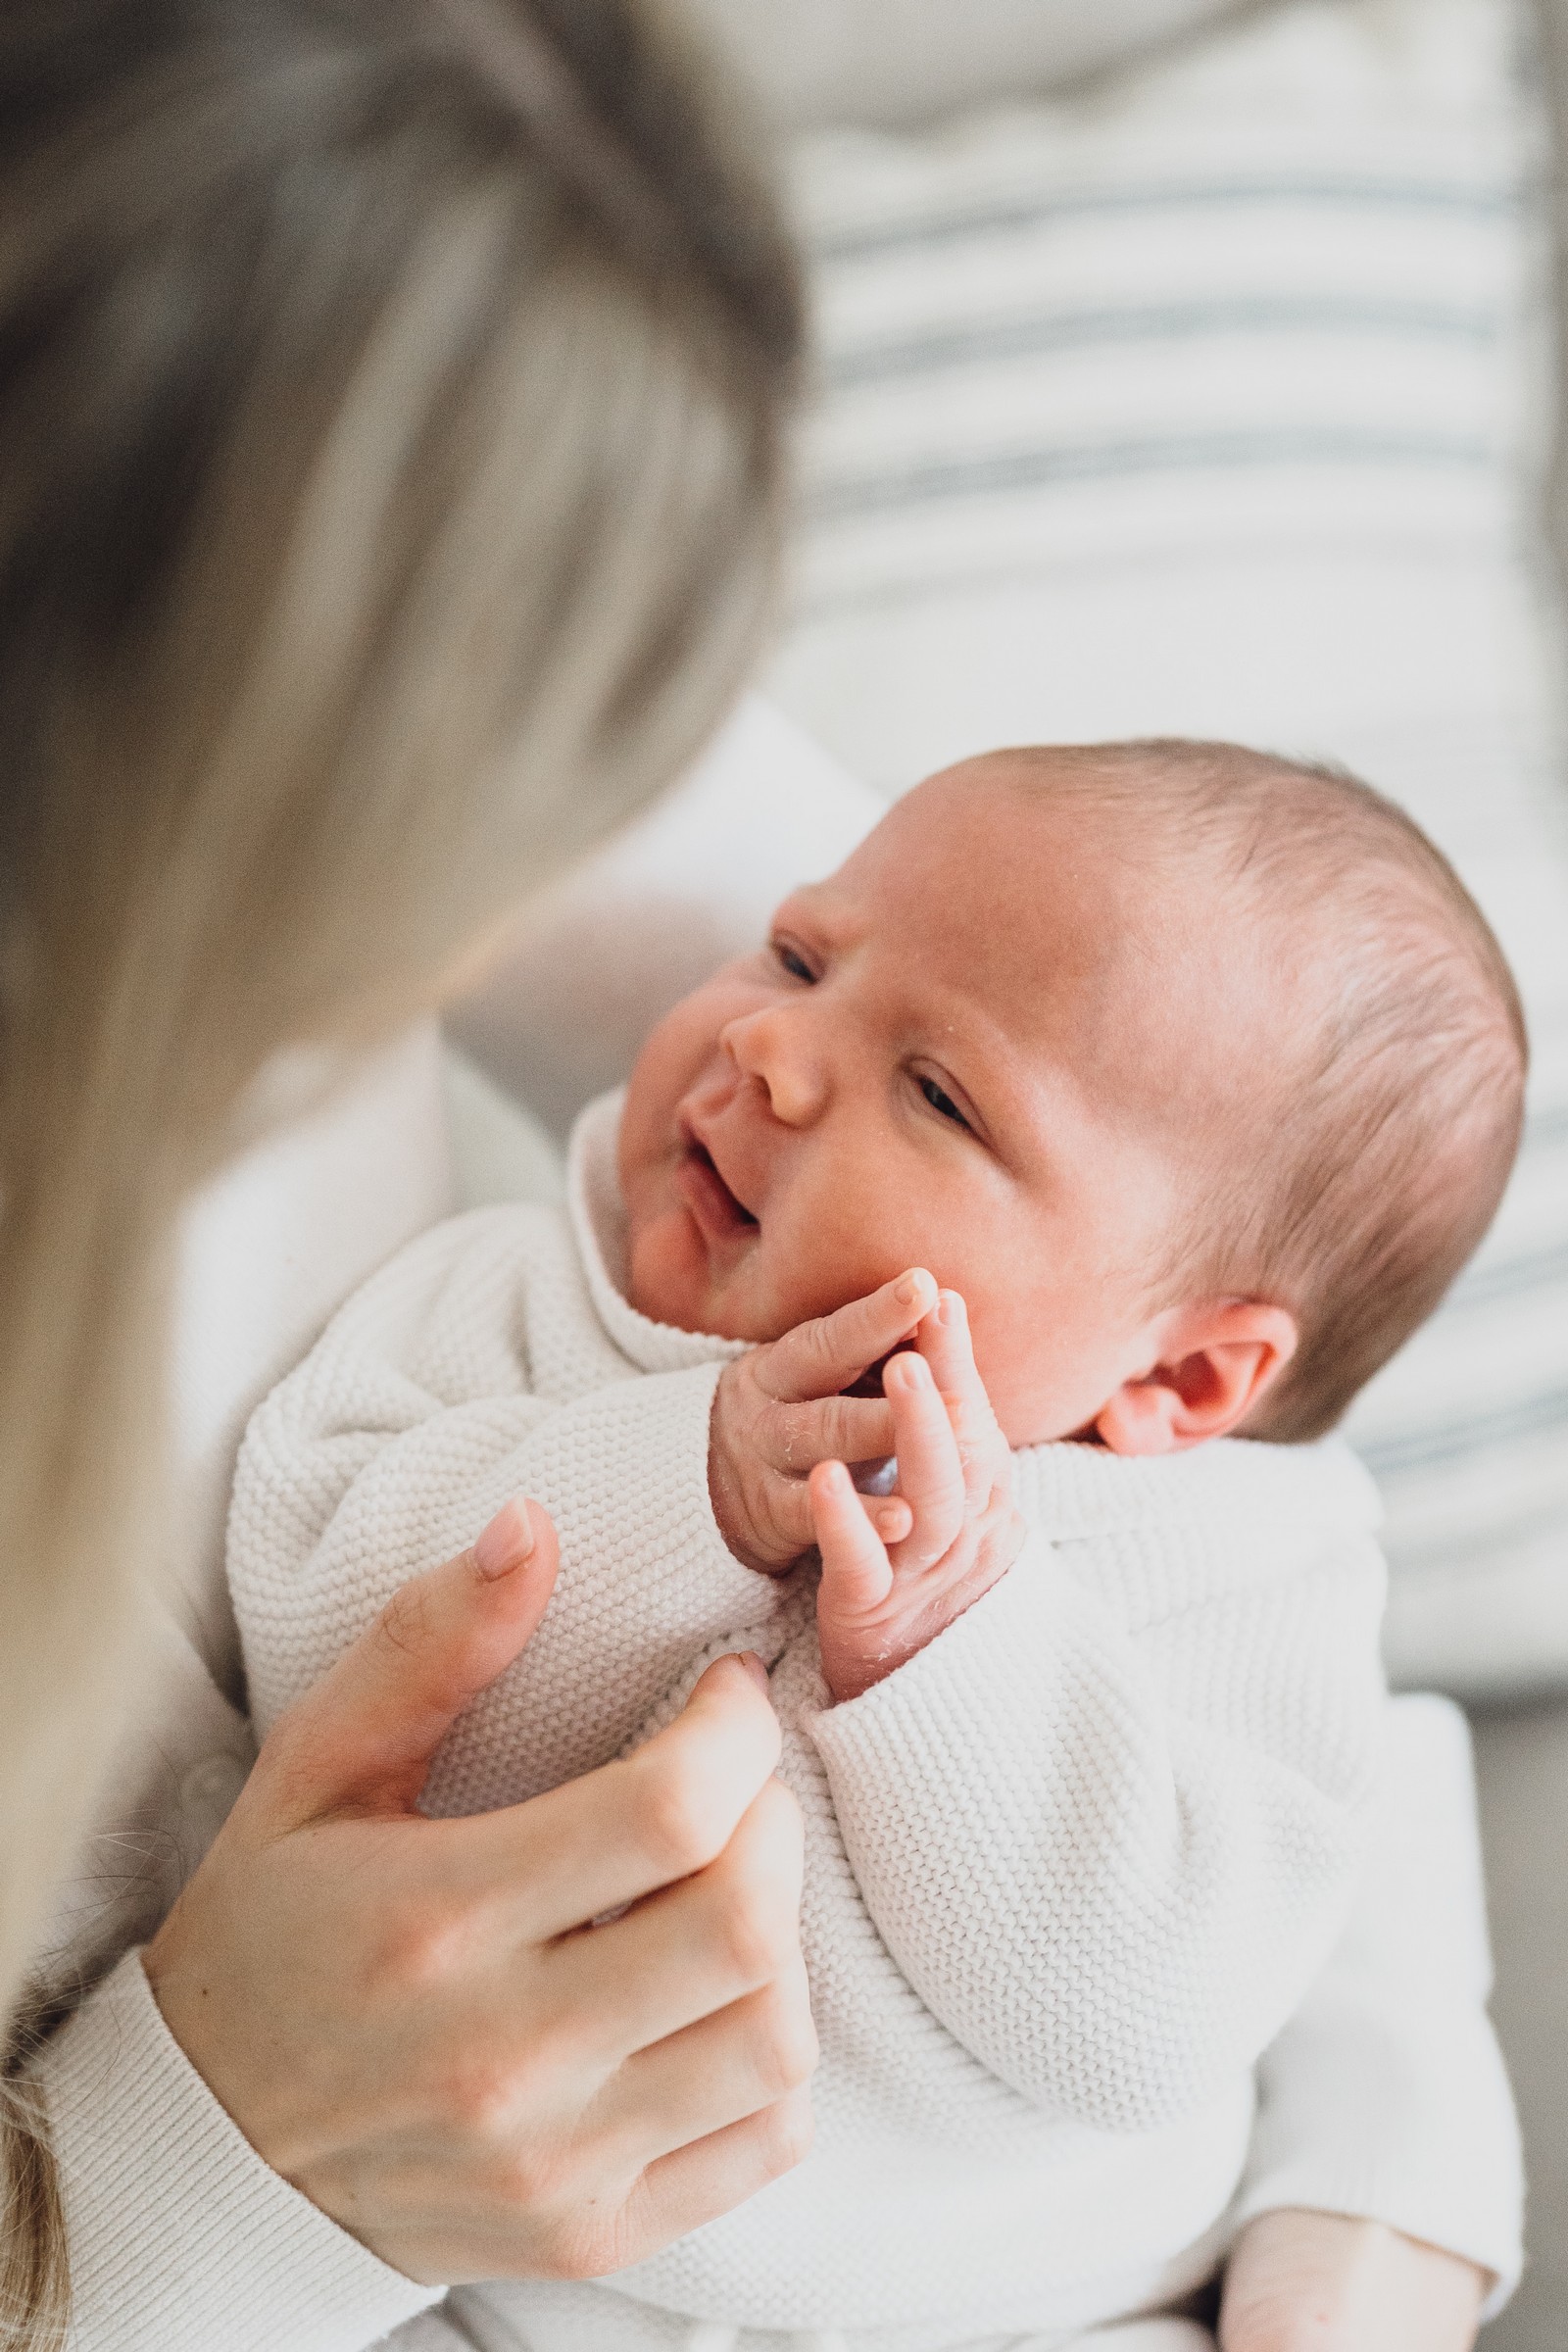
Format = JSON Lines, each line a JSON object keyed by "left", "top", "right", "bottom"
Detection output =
{"left": 231, "top": 740, "right": 1525, "bottom": 2352}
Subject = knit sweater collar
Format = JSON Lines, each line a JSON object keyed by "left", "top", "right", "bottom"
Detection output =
{"left": 566, "top": 1089, "right": 1381, "bottom": 1542}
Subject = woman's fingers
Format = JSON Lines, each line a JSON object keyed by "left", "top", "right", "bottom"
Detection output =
{"left": 760, "top": 1269, "right": 937, "bottom": 1402}
{"left": 548, "top": 1773, "right": 806, "bottom": 2067}
{"left": 260, "top": 1498, "right": 560, "bottom": 1825}
{"left": 810, "top": 1460, "right": 895, "bottom": 1619}
{"left": 473, "top": 1652, "right": 784, "bottom": 1941}
{"left": 601, "top": 1957, "right": 816, "bottom": 2176}
{"left": 621, "top": 2084, "right": 815, "bottom": 2269}
{"left": 884, "top": 1351, "right": 967, "bottom": 1570}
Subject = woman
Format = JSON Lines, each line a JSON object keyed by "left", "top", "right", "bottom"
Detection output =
{"left": 0, "top": 2, "right": 1505, "bottom": 2346}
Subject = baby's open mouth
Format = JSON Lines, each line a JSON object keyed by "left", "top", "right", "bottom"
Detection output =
{"left": 677, "top": 1136, "right": 760, "bottom": 1244}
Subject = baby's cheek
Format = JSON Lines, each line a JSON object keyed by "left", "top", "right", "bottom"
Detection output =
{"left": 624, "top": 1210, "right": 711, "bottom": 1332}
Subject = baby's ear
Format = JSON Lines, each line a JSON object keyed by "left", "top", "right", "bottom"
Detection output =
{"left": 1094, "top": 1301, "right": 1298, "bottom": 1456}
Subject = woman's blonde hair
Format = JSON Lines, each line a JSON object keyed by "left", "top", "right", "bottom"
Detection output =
{"left": 0, "top": 1, "right": 801, "bottom": 2335}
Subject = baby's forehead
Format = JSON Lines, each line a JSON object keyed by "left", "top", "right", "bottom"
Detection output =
{"left": 812, "top": 764, "right": 1243, "bottom": 1105}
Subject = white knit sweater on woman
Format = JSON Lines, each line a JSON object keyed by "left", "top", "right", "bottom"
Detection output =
{"left": 228, "top": 1093, "right": 1390, "bottom": 2348}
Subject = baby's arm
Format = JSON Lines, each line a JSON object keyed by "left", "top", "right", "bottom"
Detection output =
{"left": 800, "top": 1298, "right": 1387, "bottom": 2135}
{"left": 231, "top": 1207, "right": 765, "bottom": 1806}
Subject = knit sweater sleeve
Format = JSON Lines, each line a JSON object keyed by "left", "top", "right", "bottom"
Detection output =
{"left": 38, "top": 1951, "right": 439, "bottom": 2352}
{"left": 1232, "top": 1692, "right": 1523, "bottom": 2316}
{"left": 230, "top": 1208, "right": 763, "bottom": 1811}
{"left": 806, "top": 1469, "right": 1387, "bottom": 2135}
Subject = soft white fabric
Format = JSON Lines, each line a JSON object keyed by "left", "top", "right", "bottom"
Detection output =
{"left": 765, "top": 0, "right": 1568, "bottom": 1703}
{"left": 231, "top": 1092, "right": 1388, "bottom": 2345}
{"left": 43, "top": 1951, "right": 439, "bottom": 2352}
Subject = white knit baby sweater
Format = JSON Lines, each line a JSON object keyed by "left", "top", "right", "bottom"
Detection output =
{"left": 230, "top": 1093, "right": 1389, "bottom": 2348}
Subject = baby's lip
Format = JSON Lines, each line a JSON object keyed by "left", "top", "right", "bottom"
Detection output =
{"left": 676, "top": 1119, "right": 760, "bottom": 1249}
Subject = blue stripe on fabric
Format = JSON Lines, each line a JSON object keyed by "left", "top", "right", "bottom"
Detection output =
{"left": 1358, "top": 1383, "right": 1568, "bottom": 1479}
{"left": 823, "top": 300, "right": 1500, "bottom": 389}
{"left": 807, "top": 432, "right": 1493, "bottom": 523}
{"left": 808, "top": 176, "right": 1520, "bottom": 264}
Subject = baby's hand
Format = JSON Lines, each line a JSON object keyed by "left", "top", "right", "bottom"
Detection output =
{"left": 810, "top": 1289, "right": 1024, "bottom": 1702}
{"left": 709, "top": 1270, "right": 941, "bottom": 1574}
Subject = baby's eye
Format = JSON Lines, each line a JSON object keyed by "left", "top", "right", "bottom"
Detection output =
{"left": 772, "top": 941, "right": 816, "bottom": 984}
{"left": 918, "top": 1075, "right": 970, "bottom": 1131}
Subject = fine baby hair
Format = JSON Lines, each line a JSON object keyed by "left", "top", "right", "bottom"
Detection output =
{"left": 990, "top": 739, "right": 1527, "bottom": 1441}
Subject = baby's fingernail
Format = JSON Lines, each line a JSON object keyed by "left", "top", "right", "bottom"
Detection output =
{"left": 474, "top": 1498, "right": 535, "bottom": 1579}
{"left": 937, "top": 1289, "right": 964, "bottom": 1327}
{"left": 894, "top": 1272, "right": 921, "bottom": 1306}
{"left": 735, "top": 1649, "right": 770, "bottom": 1691}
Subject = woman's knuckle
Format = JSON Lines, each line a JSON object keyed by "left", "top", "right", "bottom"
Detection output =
{"left": 374, "top": 1579, "right": 435, "bottom": 1660}
{"left": 368, "top": 1893, "right": 467, "bottom": 1993}
{"left": 631, "top": 1749, "right": 721, "bottom": 1876}
{"left": 431, "top": 2056, "right": 523, "bottom": 2143}
{"left": 490, "top": 2135, "right": 576, "bottom": 2219}
{"left": 758, "top": 2088, "right": 815, "bottom": 2179}
{"left": 716, "top": 1882, "right": 784, "bottom": 1985}
{"left": 756, "top": 1997, "right": 818, "bottom": 2096}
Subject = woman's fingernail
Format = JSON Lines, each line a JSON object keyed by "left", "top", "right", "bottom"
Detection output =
{"left": 474, "top": 1498, "right": 535, "bottom": 1579}
{"left": 735, "top": 1650, "right": 769, "bottom": 1691}
{"left": 894, "top": 1270, "right": 929, "bottom": 1307}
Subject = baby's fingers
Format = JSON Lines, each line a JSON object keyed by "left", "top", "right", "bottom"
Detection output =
{"left": 761, "top": 1270, "right": 938, "bottom": 1403}
{"left": 810, "top": 1461, "right": 895, "bottom": 1619}
{"left": 915, "top": 1290, "right": 1005, "bottom": 1503}
{"left": 885, "top": 1352, "right": 967, "bottom": 1570}
{"left": 765, "top": 1394, "right": 895, "bottom": 1477}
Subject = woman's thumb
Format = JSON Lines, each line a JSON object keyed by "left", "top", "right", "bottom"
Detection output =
{"left": 259, "top": 1498, "right": 560, "bottom": 1822}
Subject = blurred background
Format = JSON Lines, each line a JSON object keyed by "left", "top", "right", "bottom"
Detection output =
{"left": 450, "top": 4, "right": 1568, "bottom": 2337}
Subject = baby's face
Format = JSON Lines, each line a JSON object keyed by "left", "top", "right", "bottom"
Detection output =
{"left": 619, "top": 760, "right": 1238, "bottom": 1446}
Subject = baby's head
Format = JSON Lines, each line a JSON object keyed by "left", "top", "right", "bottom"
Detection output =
{"left": 618, "top": 741, "right": 1525, "bottom": 1450}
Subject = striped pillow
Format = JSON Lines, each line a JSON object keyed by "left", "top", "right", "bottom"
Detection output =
{"left": 766, "top": 0, "right": 1568, "bottom": 1699}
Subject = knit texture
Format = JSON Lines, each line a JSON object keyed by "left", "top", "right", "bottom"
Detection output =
{"left": 230, "top": 1092, "right": 1388, "bottom": 2342}
{"left": 42, "top": 1952, "right": 438, "bottom": 2352}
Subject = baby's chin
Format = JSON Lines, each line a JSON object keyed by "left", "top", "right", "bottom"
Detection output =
{"left": 624, "top": 1212, "right": 777, "bottom": 1342}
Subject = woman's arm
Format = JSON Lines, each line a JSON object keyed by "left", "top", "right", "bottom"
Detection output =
{"left": 38, "top": 1506, "right": 815, "bottom": 2351}
{"left": 1220, "top": 1691, "right": 1520, "bottom": 2350}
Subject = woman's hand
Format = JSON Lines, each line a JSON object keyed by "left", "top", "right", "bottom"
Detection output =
{"left": 144, "top": 1500, "right": 816, "bottom": 2286}
{"left": 1219, "top": 2209, "right": 1486, "bottom": 2352}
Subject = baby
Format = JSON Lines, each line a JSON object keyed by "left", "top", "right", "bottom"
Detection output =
{"left": 231, "top": 739, "right": 1525, "bottom": 2352}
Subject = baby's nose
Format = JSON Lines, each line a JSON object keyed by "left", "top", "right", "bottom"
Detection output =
{"left": 719, "top": 1005, "right": 827, "bottom": 1125}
